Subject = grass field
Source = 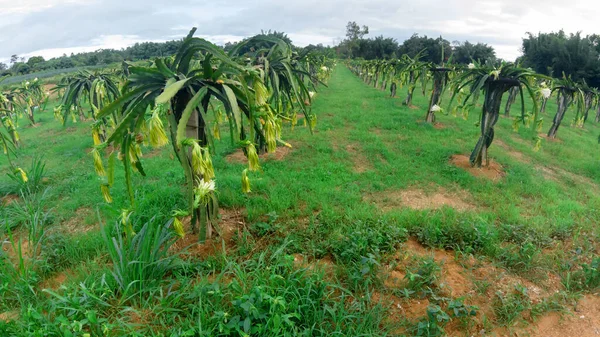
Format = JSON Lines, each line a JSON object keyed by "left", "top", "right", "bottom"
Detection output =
{"left": 2, "top": 65, "right": 600, "bottom": 336}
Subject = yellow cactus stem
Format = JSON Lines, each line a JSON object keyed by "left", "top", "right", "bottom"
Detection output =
{"left": 201, "top": 148, "right": 215, "bottom": 181}
{"left": 253, "top": 80, "right": 269, "bottom": 106}
{"left": 451, "top": 106, "right": 458, "bottom": 117}
{"left": 524, "top": 114, "right": 532, "bottom": 128}
{"left": 534, "top": 137, "right": 542, "bottom": 152}
{"left": 213, "top": 121, "right": 221, "bottom": 140}
{"left": 128, "top": 143, "right": 141, "bottom": 165}
{"left": 171, "top": 209, "right": 189, "bottom": 238}
{"left": 15, "top": 167, "right": 28, "bottom": 183}
{"left": 173, "top": 217, "right": 185, "bottom": 238}
{"left": 148, "top": 111, "right": 169, "bottom": 147}
{"left": 215, "top": 108, "right": 223, "bottom": 123}
{"left": 461, "top": 109, "right": 469, "bottom": 120}
{"left": 100, "top": 184, "right": 112, "bottom": 203}
{"left": 190, "top": 141, "right": 205, "bottom": 176}
{"left": 92, "top": 127, "right": 102, "bottom": 146}
{"left": 291, "top": 112, "right": 297, "bottom": 129}
{"left": 53, "top": 105, "right": 64, "bottom": 122}
{"left": 241, "top": 169, "right": 251, "bottom": 193}
{"left": 264, "top": 119, "right": 277, "bottom": 153}
{"left": 91, "top": 148, "right": 106, "bottom": 176}
{"left": 310, "top": 114, "right": 317, "bottom": 129}
{"left": 512, "top": 118, "right": 520, "bottom": 132}
{"left": 536, "top": 118, "right": 544, "bottom": 132}
{"left": 247, "top": 142, "right": 260, "bottom": 171}
{"left": 120, "top": 209, "right": 135, "bottom": 236}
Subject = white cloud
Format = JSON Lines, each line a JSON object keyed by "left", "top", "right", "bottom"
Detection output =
{"left": 6, "top": 35, "right": 158, "bottom": 63}
{"left": 1, "top": 0, "right": 600, "bottom": 62}
{"left": 0, "top": 0, "right": 90, "bottom": 14}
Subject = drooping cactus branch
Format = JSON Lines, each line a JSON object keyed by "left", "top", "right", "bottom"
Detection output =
{"left": 425, "top": 67, "right": 451, "bottom": 123}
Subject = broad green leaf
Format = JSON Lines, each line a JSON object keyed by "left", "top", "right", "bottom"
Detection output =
{"left": 156, "top": 78, "right": 190, "bottom": 105}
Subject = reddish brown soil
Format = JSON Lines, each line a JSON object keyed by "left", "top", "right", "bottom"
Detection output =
{"left": 1, "top": 194, "right": 19, "bottom": 205}
{"left": 524, "top": 295, "right": 600, "bottom": 337}
{"left": 170, "top": 208, "right": 246, "bottom": 259}
{"left": 450, "top": 154, "right": 504, "bottom": 181}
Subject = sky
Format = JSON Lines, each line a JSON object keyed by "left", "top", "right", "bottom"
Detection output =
{"left": 1, "top": 0, "right": 599, "bottom": 64}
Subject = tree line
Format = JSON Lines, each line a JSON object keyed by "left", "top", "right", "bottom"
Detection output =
{"left": 5, "top": 24, "right": 600, "bottom": 88}
{"left": 336, "top": 21, "right": 496, "bottom": 64}
{"left": 337, "top": 22, "right": 600, "bottom": 88}
{"left": 0, "top": 40, "right": 184, "bottom": 76}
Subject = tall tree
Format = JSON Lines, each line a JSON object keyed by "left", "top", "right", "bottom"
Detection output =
{"left": 453, "top": 41, "right": 496, "bottom": 64}
{"left": 521, "top": 31, "right": 600, "bottom": 88}
{"left": 398, "top": 34, "right": 451, "bottom": 64}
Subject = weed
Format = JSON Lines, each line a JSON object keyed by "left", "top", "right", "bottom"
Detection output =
{"left": 101, "top": 217, "right": 178, "bottom": 302}
{"left": 413, "top": 304, "right": 451, "bottom": 337}
{"left": 496, "top": 241, "right": 540, "bottom": 274}
{"left": 493, "top": 284, "right": 531, "bottom": 326}
{"left": 403, "top": 257, "right": 441, "bottom": 297}
{"left": 448, "top": 297, "right": 478, "bottom": 330}
{"left": 563, "top": 256, "right": 600, "bottom": 292}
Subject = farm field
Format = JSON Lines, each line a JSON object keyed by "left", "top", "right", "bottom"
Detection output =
{"left": 2, "top": 64, "right": 600, "bottom": 336}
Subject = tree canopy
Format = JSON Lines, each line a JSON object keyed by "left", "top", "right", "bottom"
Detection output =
{"left": 521, "top": 31, "right": 600, "bottom": 88}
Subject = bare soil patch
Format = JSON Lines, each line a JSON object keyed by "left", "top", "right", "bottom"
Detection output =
{"left": 170, "top": 208, "right": 246, "bottom": 259}
{"left": 433, "top": 122, "right": 446, "bottom": 129}
{"left": 43, "top": 84, "right": 59, "bottom": 99}
{"left": 536, "top": 165, "right": 599, "bottom": 190}
{"left": 40, "top": 270, "right": 71, "bottom": 290}
{"left": 380, "top": 238, "right": 567, "bottom": 336}
{"left": 0, "top": 310, "right": 19, "bottom": 322}
{"left": 495, "top": 140, "right": 529, "bottom": 163}
{"left": 369, "top": 128, "right": 383, "bottom": 136}
{"left": 525, "top": 295, "right": 600, "bottom": 337}
{"left": 365, "top": 187, "right": 475, "bottom": 212}
{"left": 450, "top": 154, "right": 504, "bottom": 181}
{"left": 403, "top": 238, "right": 472, "bottom": 297}
{"left": 226, "top": 146, "right": 292, "bottom": 164}
{"left": 60, "top": 207, "right": 96, "bottom": 235}
{"left": 539, "top": 133, "right": 563, "bottom": 143}
{"left": 345, "top": 143, "right": 373, "bottom": 173}
{"left": 1, "top": 194, "right": 19, "bottom": 206}
{"left": 537, "top": 165, "right": 562, "bottom": 182}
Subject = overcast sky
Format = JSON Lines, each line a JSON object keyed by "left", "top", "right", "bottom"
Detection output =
{"left": 1, "top": 0, "right": 598, "bottom": 64}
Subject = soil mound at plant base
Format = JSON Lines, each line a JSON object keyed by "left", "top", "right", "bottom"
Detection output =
{"left": 450, "top": 154, "right": 504, "bottom": 181}
{"left": 170, "top": 208, "right": 245, "bottom": 259}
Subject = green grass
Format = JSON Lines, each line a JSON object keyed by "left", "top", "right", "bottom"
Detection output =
{"left": 1, "top": 65, "right": 600, "bottom": 335}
